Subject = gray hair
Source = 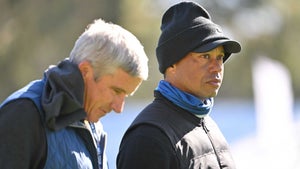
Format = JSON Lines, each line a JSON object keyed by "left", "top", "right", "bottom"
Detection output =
{"left": 69, "top": 18, "right": 148, "bottom": 80}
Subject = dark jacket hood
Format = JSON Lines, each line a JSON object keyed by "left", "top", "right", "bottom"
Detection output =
{"left": 41, "top": 59, "right": 86, "bottom": 130}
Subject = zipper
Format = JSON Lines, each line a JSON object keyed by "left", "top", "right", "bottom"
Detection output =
{"left": 201, "top": 118, "right": 222, "bottom": 168}
{"left": 69, "top": 121, "right": 100, "bottom": 169}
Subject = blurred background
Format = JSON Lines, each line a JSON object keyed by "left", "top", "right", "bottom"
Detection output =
{"left": 1, "top": 0, "right": 299, "bottom": 168}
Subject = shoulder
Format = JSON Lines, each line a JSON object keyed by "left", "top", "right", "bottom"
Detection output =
{"left": 0, "top": 98, "right": 47, "bottom": 168}
{"left": 0, "top": 98, "right": 45, "bottom": 133}
{"left": 120, "top": 124, "right": 173, "bottom": 154}
{"left": 1, "top": 98, "right": 40, "bottom": 119}
{"left": 117, "top": 124, "right": 179, "bottom": 169}
{"left": 123, "top": 124, "right": 169, "bottom": 143}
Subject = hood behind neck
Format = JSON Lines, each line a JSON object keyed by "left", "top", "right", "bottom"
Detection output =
{"left": 42, "top": 59, "right": 86, "bottom": 130}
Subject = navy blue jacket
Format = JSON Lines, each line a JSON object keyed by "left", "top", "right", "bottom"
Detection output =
{"left": 0, "top": 60, "right": 108, "bottom": 169}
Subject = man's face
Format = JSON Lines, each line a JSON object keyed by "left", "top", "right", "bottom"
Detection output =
{"left": 79, "top": 62, "right": 142, "bottom": 122}
{"left": 165, "top": 46, "right": 225, "bottom": 100}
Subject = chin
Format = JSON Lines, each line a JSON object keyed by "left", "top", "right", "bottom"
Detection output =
{"left": 207, "top": 92, "right": 218, "bottom": 98}
{"left": 86, "top": 116, "right": 100, "bottom": 123}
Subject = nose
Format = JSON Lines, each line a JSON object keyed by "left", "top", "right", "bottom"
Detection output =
{"left": 209, "top": 59, "right": 223, "bottom": 73}
{"left": 111, "top": 95, "right": 125, "bottom": 113}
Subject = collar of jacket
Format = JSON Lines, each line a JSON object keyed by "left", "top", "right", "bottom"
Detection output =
{"left": 41, "top": 59, "right": 86, "bottom": 131}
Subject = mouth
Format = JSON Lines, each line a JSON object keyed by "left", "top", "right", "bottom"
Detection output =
{"left": 207, "top": 79, "right": 221, "bottom": 87}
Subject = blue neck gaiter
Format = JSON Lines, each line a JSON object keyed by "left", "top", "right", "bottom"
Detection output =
{"left": 155, "top": 80, "right": 213, "bottom": 117}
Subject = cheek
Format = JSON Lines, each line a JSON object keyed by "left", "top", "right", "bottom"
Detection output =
{"left": 87, "top": 82, "right": 99, "bottom": 100}
{"left": 90, "top": 86, "right": 111, "bottom": 104}
{"left": 85, "top": 80, "right": 108, "bottom": 108}
{"left": 185, "top": 65, "right": 205, "bottom": 81}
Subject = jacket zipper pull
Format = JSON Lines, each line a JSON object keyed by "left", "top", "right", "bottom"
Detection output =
{"left": 201, "top": 119, "right": 209, "bottom": 133}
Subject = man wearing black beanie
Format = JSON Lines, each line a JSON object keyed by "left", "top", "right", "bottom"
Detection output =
{"left": 117, "top": 1, "right": 241, "bottom": 169}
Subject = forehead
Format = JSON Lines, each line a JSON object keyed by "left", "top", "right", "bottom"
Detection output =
{"left": 106, "top": 68, "right": 142, "bottom": 95}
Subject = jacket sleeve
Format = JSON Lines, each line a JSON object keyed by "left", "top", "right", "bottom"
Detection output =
{"left": 0, "top": 99, "right": 47, "bottom": 169}
{"left": 117, "top": 125, "right": 179, "bottom": 169}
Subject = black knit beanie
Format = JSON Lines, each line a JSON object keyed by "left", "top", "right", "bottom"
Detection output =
{"left": 156, "top": 1, "right": 241, "bottom": 73}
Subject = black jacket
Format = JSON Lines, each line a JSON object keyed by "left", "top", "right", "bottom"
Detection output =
{"left": 117, "top": 91, "right": 235, "bottom": 169}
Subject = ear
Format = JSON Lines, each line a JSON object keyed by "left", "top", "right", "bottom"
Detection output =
{"left": 164, "top": 65, "right": 176, "bottom": 80}
{"left": 166, "top": 64, "right": 176, "bottom": 73}
{"left": 78, "top": 61, "right": 93, "bottom": 79}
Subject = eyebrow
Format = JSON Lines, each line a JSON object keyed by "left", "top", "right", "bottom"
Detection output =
{"left": 111, "top": 86, "right": 128, "bottom": 95}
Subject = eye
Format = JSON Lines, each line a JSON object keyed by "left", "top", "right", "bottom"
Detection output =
{"left": 114, "top": 89, "right": 123, "bottom": 95}
{"left": 112, "top": 87, "right": 124, "bottom": 95}
{"left": 200, "top": 54, "right": 210, "bottom": 59}
{"left": 217, "top": 54, "right": 225, "bottom": 61}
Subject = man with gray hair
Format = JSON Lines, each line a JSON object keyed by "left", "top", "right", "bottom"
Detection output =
{"left": 0, "top": 18, "right": 148, "bottom": 169}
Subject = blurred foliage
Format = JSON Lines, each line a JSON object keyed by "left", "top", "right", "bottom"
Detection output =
{"left": 1, "top": 0, "right": 300, "bottom": 102}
